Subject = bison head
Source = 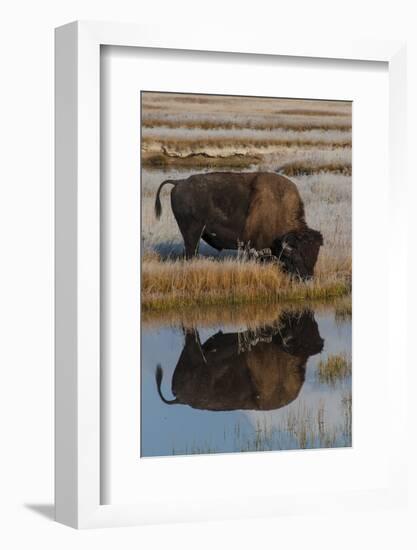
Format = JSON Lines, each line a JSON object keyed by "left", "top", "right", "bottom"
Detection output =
{"left": 271, "top": 228, "right": 323, "bottom": 280}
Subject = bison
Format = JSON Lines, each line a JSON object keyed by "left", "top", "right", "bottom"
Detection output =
{"left": 154, "top": 171, "right": 323, "bottom": 279}
{"left": 155, "top": 310, "right": 324, "bottom": 412}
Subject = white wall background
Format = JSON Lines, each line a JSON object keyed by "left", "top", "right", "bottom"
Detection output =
{"left": 0, "top": 0, "right": 416, "bottom": 547}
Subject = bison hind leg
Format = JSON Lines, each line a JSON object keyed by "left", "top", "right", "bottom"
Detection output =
{"left": 176, "top": 218, "right": 206, "bottom": 259}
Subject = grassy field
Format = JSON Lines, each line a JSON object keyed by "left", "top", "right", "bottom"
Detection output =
{"left": 142, "top": 253, "right": 350, "bottom": 311}
{"left": 141, "top": 92, "right": 352, "bottom": 310}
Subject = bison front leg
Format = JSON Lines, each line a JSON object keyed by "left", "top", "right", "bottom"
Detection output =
{"left": 178, "top": 218, "right": 206, "bottom": 259}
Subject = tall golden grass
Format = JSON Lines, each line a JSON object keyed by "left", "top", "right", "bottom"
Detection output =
{"left": 142, "top": 254, "right": 351, "bottom": 311}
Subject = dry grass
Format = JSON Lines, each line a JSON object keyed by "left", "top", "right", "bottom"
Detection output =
{"left": 142, "top": 135, "right": 351, "bottom": 154}
{"left": 277, "top": 109, "right": 348, "bottom": 117}
{"left": 141, "top": 122, "right": 352, "bottom": 168}
{"left": 316, "top": 354, "right": 352, "bottom": 385}
{"left": 334, "top": 299, "right": 352, "bottom": 322}
{"left": 141, "top": 93, "right": 351, "bottom": 172}
{"left": 143, "top": 126, "right": 351, "bottom": 141}
{"left": 279, "top": 162, "right": 351, "bottom": 176}
{"left": 142, "top": 151, "right": 261, "bottom": 169}
{"left": 142, "top": 255, "right": 350, "bottom": 312}
{"left": 143, "top": 154, "right": 352, "bottom": 173}
{"left": 142, "top": 127, "right": 351, "bottom": 169}
{"left": 143, "top": 116, "right": 352, "bottom": 132}
{"left": 142, "top": 93, "right": 351, "bottom": 133}
{"left": 143, "top": 92, "right": 351, "bottom": 111}
{"left": 259, "top": 148, "right": 352, "bottom": 173}
{"left": 171, "top": 393, "right": 352, "bottom": 455}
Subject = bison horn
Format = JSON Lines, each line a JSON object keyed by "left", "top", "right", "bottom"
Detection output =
{"left": 282, "top": 241, "right": 293, "bottom": 252}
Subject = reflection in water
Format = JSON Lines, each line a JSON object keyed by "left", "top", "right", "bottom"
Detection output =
{"left": 155, "top": 310, "right": 324, "bottom": 412}
{"left": 141, "top": 305, "right": 352, "bottom": 456}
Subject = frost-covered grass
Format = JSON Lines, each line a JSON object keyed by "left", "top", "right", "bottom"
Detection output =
{"left": 142, "top": 92, "right": 351, "bottom": 113}
{"left": 142, "top": 135, "right": 350, "bottom": 169}
{"left": 143, "top": 115, "right": 351, "bottom": 132}
{"left": 141, "top": 94, "right": 351, "bottom": 169}
{"left": 143, "top": 126, "right": 352, "bottom": 143}
{"left": 142, "top": 93, "right": 351, "bottom": 132}
{"left": 141, "top": 170, "right": 351, "bottom": 272}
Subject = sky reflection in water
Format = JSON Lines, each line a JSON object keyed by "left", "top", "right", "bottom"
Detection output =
{"left": 141, "top": 309, "right": 351, "bottom": 457}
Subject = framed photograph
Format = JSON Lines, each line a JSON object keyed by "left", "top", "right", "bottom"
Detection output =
{"left": 55, "top": 21, "right": 407, "bottom": 528}
{"left": 139, "top": 90, "right": 352, "bottom": 459}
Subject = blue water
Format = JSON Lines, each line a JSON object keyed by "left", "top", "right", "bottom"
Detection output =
{"left": 141, "top": 309, "right": 351, "bottom": 457}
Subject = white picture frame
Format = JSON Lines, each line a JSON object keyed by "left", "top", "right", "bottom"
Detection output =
{"left": 55, "top": 21, "right": 407, "bottom": 529}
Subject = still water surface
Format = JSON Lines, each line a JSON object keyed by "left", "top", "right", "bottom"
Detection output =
{"left": 141, "top": 308, "right": 351, "bottom": 457}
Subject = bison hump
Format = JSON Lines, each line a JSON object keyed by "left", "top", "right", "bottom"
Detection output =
{"left": 242, "top": 173, "right": 306, "bottom": 249}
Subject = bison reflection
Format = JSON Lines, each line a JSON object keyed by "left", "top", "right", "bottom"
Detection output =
{"left": 155, "top": 310, "right": 324, "bottom": 412}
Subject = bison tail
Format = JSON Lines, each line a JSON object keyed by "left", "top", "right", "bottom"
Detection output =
{"left": 155, "top": 365, "right": 179, "bottom": 405}
{"left": 154, "top": 179, "right": 178, "bottom": 219}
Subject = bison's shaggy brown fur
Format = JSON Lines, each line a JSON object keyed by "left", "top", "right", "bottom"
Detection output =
{"left": 241, "top": 173, "right": 307, "bottom": 248}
